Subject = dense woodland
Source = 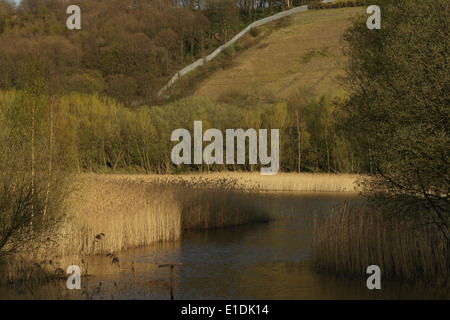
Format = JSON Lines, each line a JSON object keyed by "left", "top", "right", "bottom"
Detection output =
{"left": 0, "top": 87, "right": 361, "bottom": 174}
{"left": 0, "top": 0, "right": 369, "bottom": 174}
{"left": 0, "top": 0, "right": 320, "bottom": 105}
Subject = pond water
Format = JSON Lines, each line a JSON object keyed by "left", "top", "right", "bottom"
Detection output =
{"left": 1, "top": 192, "right": 448, "bottom": 300}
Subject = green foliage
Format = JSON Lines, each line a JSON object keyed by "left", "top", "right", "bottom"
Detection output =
{"left": 1, "top": 88, "right": 360, "bottom": 175}
{"left": 0, "top": 59, "right": 73, "bottom": 260}
{"left": 337, "top": 0, "right": 449, "bottom": 240}
{"left": 0, "top": 1, "right": 384, "bottom": 178}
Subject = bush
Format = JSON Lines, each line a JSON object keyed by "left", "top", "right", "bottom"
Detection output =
{"left": 0, "top": 59, "right": 73, "bottom": 261}
{"left": 222, "top": 44, "right": 234, "bottom": 56}
{"left": 249, "top": 27, "right": 259, "bottom": 38}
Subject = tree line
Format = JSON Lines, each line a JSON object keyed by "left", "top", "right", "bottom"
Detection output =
{"left": 0, "top": 85, "right": 365, "bottom": 175}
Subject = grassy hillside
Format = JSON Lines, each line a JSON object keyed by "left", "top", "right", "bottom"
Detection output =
{"left": 174, "top": 7, "right": 365, "bottom": 100}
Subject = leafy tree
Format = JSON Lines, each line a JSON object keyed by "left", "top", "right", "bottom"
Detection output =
{"left": 338, "top": 0, "right": 449, "bottom": 240}
{"left": 0, "top": 58, "right": 72, "bottom": 259}
{"left": 0, "top": 0, "right": 14, "bottom": 34}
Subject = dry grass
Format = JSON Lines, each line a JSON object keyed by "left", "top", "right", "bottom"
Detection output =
{"left": 0, "top": 172, "right": 360, "bottom": 282}
{"left": 1, "top": 173, "right": 276, "bottom": 282}
{"left": 312, "top": 201, "right": 449, "bottom": 286}
{"left": 103, "top": 172, "right": 361, "bottom": 192}
{"left": 227, "top": 172, "right": 360, "bottom": 192}
{"left": 181, "top": 189, "right": 271, "bottom": 230}
{"left": 60, "top": 175, "right": 270, "bottom": 266}
{"left": 57, "top": 176, "right": 182, "bottom": 262}
{"left": 194, "top": 7, "right": 365, "bottom": 100}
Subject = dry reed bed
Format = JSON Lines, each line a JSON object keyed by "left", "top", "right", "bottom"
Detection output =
{"left": 1, "top": 172, "right": 359, "bottom": 282}
{"left": 99, "top": 172, "right": 361, "bottom": 192}
{"left": 15, "top": 174, "right": 273, "bottom": 278}
{"left": 59, "top": 172, "right": 358, "bottom": 263}
{"left": 181, "top": 189, "right": 271, "bottom": 230}
{"left": 312, "top": 201, "right": 449, "bottom": 285}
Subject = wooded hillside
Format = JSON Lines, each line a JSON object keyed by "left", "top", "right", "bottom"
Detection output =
{"left": 0, "top": 0, "right": 324, "bottom": 106}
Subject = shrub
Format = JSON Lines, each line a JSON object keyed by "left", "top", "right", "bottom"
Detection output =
{"left": 249, "top": 27, "right": 259, "bottom": 38}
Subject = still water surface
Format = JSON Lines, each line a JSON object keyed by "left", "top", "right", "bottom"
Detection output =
{"left": 2, "top": 192, "right": 448, "bottom": 299}
{"left": 79, "top": 192, "right": 448, "bottom": 300}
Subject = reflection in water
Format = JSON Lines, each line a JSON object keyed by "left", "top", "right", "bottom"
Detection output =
{"left": 1, "top": 192, "right": 448, "bottom": 300}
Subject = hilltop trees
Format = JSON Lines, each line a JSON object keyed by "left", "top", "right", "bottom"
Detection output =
{"left": 338, "top": 0, "right": 449, "bottom": 240}
{"left": 0, "top": 0, "right": 318, "bottom": 106}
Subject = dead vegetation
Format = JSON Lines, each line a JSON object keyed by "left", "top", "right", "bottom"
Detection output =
{"left": 312, "top": 201, "right": 449, "bottom": 286}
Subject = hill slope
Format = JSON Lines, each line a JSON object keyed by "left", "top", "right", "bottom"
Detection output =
{"left": 192, "top": 7, "right": 365, "bottom": 100}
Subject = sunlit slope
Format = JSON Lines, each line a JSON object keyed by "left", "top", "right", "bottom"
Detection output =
{"left": 194, "top": 7, "right": 365, "bottom": 100}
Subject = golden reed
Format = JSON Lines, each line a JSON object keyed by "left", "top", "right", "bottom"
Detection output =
{"left": 312, "top": 201, "right": 449, "bottom": 285}
{"left": 1, "top": 172, "right": 359, "bottom": 282}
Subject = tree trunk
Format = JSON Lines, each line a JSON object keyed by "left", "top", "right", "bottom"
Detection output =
{"left": 296, "top": 111, "right": 301, "bottom": 173}
{"left": 201, "top": 33, "right": 205, "bottom": 62}
{"left": 30, "top": 87, "right": 36, "bottom": 227}
{"left": 180, "top": 40, "right": 184, "bottom": 68}
{"left": 190, "top": 36, "right": 194, "bottom": 62}
{"left": 102, "top": 140, "right": 107, "bottom": 169}
{"left": 44, "top": 95, "right": 54, "bottom": 217}
{"left": 326, "top": 139, "right": 330, "bottom": 172}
